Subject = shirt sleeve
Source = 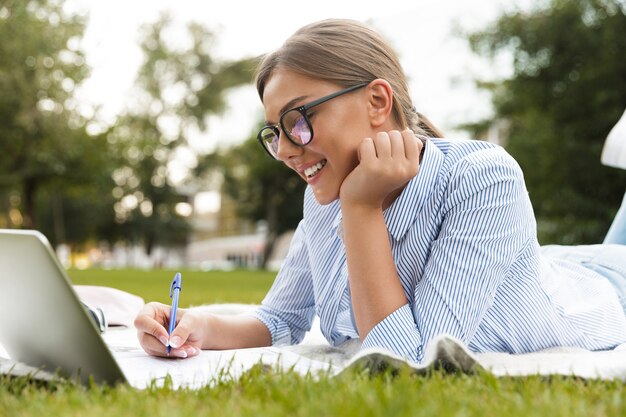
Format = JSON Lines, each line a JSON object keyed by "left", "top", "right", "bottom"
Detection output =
{"left": 252, "top": 220, "right": 316, "bottom": 346}
{"left": 361, "top": 148, "right": 533, "bottom": 363}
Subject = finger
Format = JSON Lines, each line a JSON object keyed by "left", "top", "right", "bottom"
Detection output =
{"left": 373, "top": 131, "right": 391, "bottom": 158}
{"left": 358, "top": 137, "right": 377, "bottom": 163}
{"left": 138, "top": 339, "right": 199, "bottom": 359}
{"left": 186, "top": 346, "right": 201, "bottom": 357}
{"left": 137, "top": 331, "right": 171, "bottom": 357}
{"left": 168, "top": 312, "right": 195, "bottom": 350}
{"left": 388, "top": 130, "right": 406, "bottom": 159}
{"left": 170, "top": 345, "right": 201, "bottom": 359}
{"left": 402, "top": 129, "right": 420, "bottom": 162}
{"left": 168, "top": 348, "right": 189, "bottom": 359}
{"left": 134, "top": 303, "right": 170, "bottom": 347}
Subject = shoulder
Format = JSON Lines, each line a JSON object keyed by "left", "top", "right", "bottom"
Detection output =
{"left": 431, "top": 138, "right": 524, "bottom": 182}
{"left": 432, "top": 137, "right": 515, "bottom": 164}
{"left": 426, "top": 138, "right": 527, "bottom": 207}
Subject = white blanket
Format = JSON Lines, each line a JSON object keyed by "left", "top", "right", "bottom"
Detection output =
{"left": 340, "top": 335, "right": 626, "bottom": 380}
{"left": 2, "top": 303, "right": 626, "bottom": 388}
{"left": 81, "top": 305, "right": 626, "bottom": 387}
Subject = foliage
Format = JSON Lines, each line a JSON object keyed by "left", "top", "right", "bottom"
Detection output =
{"left": 0, "top": 4, "right": 257, "bottom": 252}
{"left": 104, "top": 115, "right": 192, "bottom": 253}
{"left": 0, "top": 0, "right": 113, "bottom": 243}
{"left": 103, "top": 15, "right": 255, "bottom": 254}
{"left": 219, "top": 133, "right": 307, "bottom": 268}
{"left": 466, "top": 0, "right": 626, "bottom": 244}
{"left": 31, "top": 130, "right": 117, "bottom": 249}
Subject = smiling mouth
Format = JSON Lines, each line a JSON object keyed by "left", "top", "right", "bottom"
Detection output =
{"left": 304, "top": 159, "right": 327, "bottom": 178}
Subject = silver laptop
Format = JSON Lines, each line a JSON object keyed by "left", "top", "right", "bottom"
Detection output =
{"left": 0, "top": 229, "right": 127, "bottom": 385}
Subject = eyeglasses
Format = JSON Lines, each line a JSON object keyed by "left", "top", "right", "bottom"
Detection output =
{"left": 257, "top": 83, "right": 368, "bottom": 159}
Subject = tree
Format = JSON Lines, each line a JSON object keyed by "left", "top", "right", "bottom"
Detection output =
{"left": 106, "top": 15, "right": 255, "bottom": 255}
{"left": 31, "top": 128, "right": 116, "bottom": 249}
{"left": 220, "top": 132, "right": 307, "bottom": 269}
{"left": 467, "top": 0, "right": 626, "bottom": 244}
{"left": 0, "top": 0, "right": 115, "bottom": 248}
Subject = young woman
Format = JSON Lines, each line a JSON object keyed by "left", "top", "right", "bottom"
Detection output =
{"left": 135, "top": 19, "right": 626, "bottom": 362}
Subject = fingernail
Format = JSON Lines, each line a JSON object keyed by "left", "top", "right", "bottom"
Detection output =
{"left": 173, "top": 349, "right": 187, "bottom": 358}
{"left": 169, "top": 336, "right": 182, "bottom": 348}
{"left": 159, "top": 336, "right": 168, "bottom": 346}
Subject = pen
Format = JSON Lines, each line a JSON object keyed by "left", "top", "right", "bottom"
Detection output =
{"left": 167, "top": 272, "right": 182, "bottom": 354}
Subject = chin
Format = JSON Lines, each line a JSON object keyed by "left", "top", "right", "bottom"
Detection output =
{"left": 312, "top": 189, "right": 339, "bottom": 206}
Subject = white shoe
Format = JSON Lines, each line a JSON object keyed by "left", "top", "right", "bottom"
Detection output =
{"left": 602, "top": 108, "right": 626, "bottom": 169}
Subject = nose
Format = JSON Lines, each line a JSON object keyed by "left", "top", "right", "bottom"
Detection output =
{"left": 275, "top": 131, "right": 304, "bottom": 161}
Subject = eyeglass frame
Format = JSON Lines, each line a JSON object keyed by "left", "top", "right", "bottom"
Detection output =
{"left": 257, "top": 82, "right": 369, "bottom": 159}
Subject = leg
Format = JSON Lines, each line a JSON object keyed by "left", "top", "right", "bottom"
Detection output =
{"left": 604, "top": 191, "right": 626, "bottom": 244}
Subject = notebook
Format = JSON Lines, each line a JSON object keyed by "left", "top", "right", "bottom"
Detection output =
{"left": 0, "top": 229, "right": 127, "bottom": 385}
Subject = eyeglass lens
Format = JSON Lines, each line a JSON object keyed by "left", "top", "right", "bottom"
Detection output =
{"left": 282, "top": 110, "right": 312, "bottom": 145}
{"left": 260, "top": 109, "right": 313, "bottom": 157}
{"left": 259, "top": 127, "right": 279, "bottom": 156}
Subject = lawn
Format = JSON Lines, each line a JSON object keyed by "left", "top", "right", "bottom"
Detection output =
{"left": 68, "top": 268, "right": 277, "bottom": 306}
{"left": 1, "top": 268, "right": 625, "bottom": 417}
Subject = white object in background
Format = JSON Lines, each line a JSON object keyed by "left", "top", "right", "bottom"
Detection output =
{"left": 601, "top": 108, "right": 626, "bottom": 169}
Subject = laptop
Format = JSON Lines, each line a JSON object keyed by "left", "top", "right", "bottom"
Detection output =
{"left": 0, "top": 229, "right": 127, "bottom": 385}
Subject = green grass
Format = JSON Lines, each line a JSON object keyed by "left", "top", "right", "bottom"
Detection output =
{"left": 2, "top": 268, "right": 625, "bottom": 416}
{"left": 67, "top": 268, "right": 277, "bottom": 306}
{"left": 2, "top": 367, "right": 625, "bottom": 416}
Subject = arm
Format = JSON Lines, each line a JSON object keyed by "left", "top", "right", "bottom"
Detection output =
{"left": 410, "top": 150, "right": 531, "bottom": 348}
{"left": 341, "top": 204, "right": 407, "bottom": 337}
{"left": 342, "top": 133, "right": 530, "bottom": 362}
{"left": 253, "top": 219, "right": 316, "bottom": 345}
{"left": 134, "top": 303, "right": 271, "bottom": 358}
{"left": 340, "top": 129, "right": 420, "bottom": 338}
{"left": 135, "top": 220, "right": 315, "bottom": 358}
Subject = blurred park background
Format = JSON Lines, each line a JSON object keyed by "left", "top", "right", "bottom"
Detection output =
{"left": 1, "top": 0, "right": 625, "bottom": 271}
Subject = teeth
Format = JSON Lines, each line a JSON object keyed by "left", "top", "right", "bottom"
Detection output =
{"left": 304, "top": 160, "right": 327, "bottom": 178}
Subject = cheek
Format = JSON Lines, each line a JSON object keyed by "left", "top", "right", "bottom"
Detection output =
{"left": 311, "top": 104, "right": 370, "bottom": 167}
{"left": 312, "top": 128, "right": 359, "bottom": 166}
{"left": 323, "top": 137, "right": 361, "bottom": 183}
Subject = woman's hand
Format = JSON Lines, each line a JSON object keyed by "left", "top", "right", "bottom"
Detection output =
{"left": 134, "top": 302, "right": 206, "bottom": 359}
{"left": 339, "top": 129, "right": 423, "bottom": 209}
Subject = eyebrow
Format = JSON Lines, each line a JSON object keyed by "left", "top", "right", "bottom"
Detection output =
{"left": 264, "top": 95, "right": 309, "bottom": 125}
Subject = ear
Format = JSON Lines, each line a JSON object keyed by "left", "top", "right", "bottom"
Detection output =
{"left": 366, "top": 79, "right": 394, "bottom": 128}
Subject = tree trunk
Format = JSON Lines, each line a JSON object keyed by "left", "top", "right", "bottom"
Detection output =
{"left": 145, "top": 234, "right": 155, "bottom": 256}
{"left": 262, "top": 231, "right": 277, "bottom": 270}
{"left": 52, "top": 192, "right": 66, "bottom": 244}
{"left": 261, "top": 197, "right": 279, "bottom": 270}
{"left": 22, "top": 178, "right": 37, "bottom": 229}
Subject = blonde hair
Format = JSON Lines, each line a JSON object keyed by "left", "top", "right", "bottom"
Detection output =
{"left": 255, "top": 19, "right": 443, "bottom": 138}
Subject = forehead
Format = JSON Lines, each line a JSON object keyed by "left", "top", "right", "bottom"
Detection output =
{"left": 262, "top": 68, "right": 337, "bottom": 122}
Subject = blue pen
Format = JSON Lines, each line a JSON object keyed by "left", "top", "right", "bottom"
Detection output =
{"left": 167, "top": 272, "right": 182, "bottom": 354}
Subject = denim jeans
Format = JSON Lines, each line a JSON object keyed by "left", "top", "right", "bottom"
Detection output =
{"left": 604, "top": 192, "right": 626, "bottom": 245}
{"left": 541, "top": 244, "right": 626, "bottom": 315}
{"left": 541, "top": 191, "right": 626, "bottom": 314}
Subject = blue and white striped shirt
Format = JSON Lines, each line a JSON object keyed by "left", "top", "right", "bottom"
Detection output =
{"left": 254, "top": 138, "right": 626, "bottom": 363}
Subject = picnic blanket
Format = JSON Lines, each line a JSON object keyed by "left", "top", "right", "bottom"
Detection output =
{"left": 195, "top": 304, "right": 626, "bottom": 381}
{"left": 2, "top": 302, "right": 626, "bottom": 388}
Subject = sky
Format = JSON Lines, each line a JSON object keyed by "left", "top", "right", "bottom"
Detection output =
{"left": 67, "top": 0, "right": 532, "bottom": 157}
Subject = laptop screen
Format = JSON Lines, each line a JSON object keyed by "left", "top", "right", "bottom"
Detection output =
{"left": 0, "top": 229, "right": 126, "bottom": 385}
